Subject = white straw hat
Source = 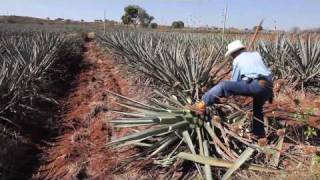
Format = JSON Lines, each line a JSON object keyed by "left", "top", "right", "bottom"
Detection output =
{"left": 225, "top": 40, "right": 246, "bottom": 57}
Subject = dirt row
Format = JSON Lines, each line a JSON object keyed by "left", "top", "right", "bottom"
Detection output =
{"left": 33, "top": 42, "right": 151, "bottom": 179}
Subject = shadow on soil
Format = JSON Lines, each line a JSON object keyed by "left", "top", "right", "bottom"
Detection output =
{"left": 1, "top": 42, "right": 88, "bottom": 180}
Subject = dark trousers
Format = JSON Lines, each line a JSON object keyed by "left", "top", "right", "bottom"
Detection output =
{"left": 203, "top": 79, "right": 273, "bottom": 138}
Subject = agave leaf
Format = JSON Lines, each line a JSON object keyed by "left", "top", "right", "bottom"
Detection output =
{"left": 196, "top": 127, "right": 204, "bottom": 156}
{"left": 110, "top": 116, "right": 184, "bottom": 125}
{"left": 150, "top": 98, "right": 180, "bottom": 110}
{"left": 133, "top": 142, "right": 153, "bottom": 147}
{"left": 107, "top": 120, "right": 189, "bottom": 146}
{"left": 114, "top": 136, "right": 150, "bottom": 148}
{"left": 116, "top": 102, "right": 188, "bottom": 115}
{"left": 203, "top": 141, "right": 213, "bottom": 180}
{"left": 177, "top": 152, "right": 281, "bottom": 173}
{"left": 182, "top": 130, "right": 204, "bottom": 178}
{"left": 222, "top": 147, "right": 255, "bottom": 180}
{"left": 110, "top": 119, "right": 156, "bottom": 124}
{"left": 204, "top": 123, "right": 237, "bottom": 160}
{"left": 113, "top": 124, "right": 156, "bottom": 128}
{"left": 182, "top": 130, "right": 196, "bottom": 154}
{"left": 107, "top": 90, "right": 165, "bottom": 111}
{"left": 109, "top": 110, "right": 146, "bottom": 117}
{"left": 270, "top": 135, "right": 284, "bottom": 167}
{"left": 116, "top": 102, "right": 168, "bottom": 115}
{"left": 148, "top": 136, "right": 179, "bottom": 158}
{"left": 153, "top": 90, "right": 185, "bottom": 108}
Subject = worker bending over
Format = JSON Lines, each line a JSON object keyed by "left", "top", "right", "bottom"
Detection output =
{"left": 198, "top": 40, "right": 273, "bottom": 138}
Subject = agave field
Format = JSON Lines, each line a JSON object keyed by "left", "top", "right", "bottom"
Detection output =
{"left": 0, "top": 30, "right": 83, "bottom": 179}
{"left": 98, "top": 30, "right": 320, "bottom": 179}
{"left": 0, "top": 27, "right": 320, "bottom": 179}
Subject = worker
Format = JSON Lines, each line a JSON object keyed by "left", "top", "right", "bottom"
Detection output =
{"left": 195, "top": 40, "right": 273, "bottom": 138}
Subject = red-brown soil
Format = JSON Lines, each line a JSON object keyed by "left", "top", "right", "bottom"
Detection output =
{"left": 34, "top": 42, "right": 150, "bottom": 179}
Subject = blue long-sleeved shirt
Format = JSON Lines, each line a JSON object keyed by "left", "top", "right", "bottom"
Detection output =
{"left": 231, "top": 52, "right": 271, "bottom": 81}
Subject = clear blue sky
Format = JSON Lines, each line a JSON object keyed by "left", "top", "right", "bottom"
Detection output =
{"left": 0, "top": 0, "right": 319, "bottom": 30}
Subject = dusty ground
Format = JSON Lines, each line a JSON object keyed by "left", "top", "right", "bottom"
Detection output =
{"left": 34, "top": 42, "right": 152, "bottom": 179}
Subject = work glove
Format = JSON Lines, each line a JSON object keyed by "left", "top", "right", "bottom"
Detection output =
{"left": 185, "top": 101, "right": 206, "bottom": 115}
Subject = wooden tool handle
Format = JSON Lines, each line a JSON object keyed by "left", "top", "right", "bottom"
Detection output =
{"left": 248, "top": 19, "right": 264, "bottom": 51}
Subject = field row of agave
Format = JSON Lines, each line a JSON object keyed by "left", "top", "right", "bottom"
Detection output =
{"left": 99, "top": 31, "right": 320, "bottom": 179}
{"left": 100, "top": 31, "right": 320, "bottom": 93}
{"left": 258, "top": 35, "right": 320, "bottom": 91}
{"left": 0, "top": 30, "right": 83, "bottom": 179}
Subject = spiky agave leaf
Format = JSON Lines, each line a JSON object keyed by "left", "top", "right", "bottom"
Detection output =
{"left": 177, "top": 152, "right": 281, "bottom": 173}
{"left": 258, "top": 35, "right": 292, "bottom": 81}
{"left": 259, "top": 34, "right": 320, "bottom": 91}
{"left": 222, "top": 147, "right": 255, "bottom": 180}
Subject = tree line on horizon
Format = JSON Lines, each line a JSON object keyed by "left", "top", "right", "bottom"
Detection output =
{"left": 121, "top": 5, "right": 185, "bottom": 29}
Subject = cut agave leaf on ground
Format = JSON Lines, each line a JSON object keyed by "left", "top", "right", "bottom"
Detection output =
{"left": 182, "top": 130, "right": 197, "bottom": 154}
{"left": 203, "top": 141, "right": 213, "bottom": 180}
{"left": 270, "top": 135, "right": 285, "bottom": 167}
{"left": 148, "top": 136, "right": 179, "bottom": 158}
{"left": 177, "top": 152, "right": 282, "bottom": 173}
{"left": 133, "top": 142, "right": 153, "bottom": 147}
{"left": 204, "top": 123, "right": 237, "bottom": 160}
{"left": 114, "top": 136, "right": 150, "bottom": 148}
{"left": 222, "top": 147, "right": 255, "bottom": 180}
{"left": 196, "top": 127, "right": 204, "bottom": 156}
{"left": 182, "top": 130, "right": 203, "bottom": 177}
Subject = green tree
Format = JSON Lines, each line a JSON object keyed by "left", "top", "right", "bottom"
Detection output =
{"left": 121, "top": 13, "right": 133, "bottom": 25}
{"left": 137, "top": 8, "right": 154, "bottom": 27}
{"left": 172, "top": 21, "right": 184, "bottom": 28}
{"left": 122, "top": 5, "right": 139, "bottom": 26}
{"left": 122, "top": 5, "right": 154, "bottom": 27}
{"left": 150, "top": 23, "right": 158, "bottom": 29}
{"left": 55, "top": 18, "right": 64, "bottom": 21}
{"left": 125, "top": 5, "right": 139, "bottom": 18}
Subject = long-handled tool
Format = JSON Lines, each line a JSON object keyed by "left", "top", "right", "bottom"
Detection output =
{"left": 248, "top": 19, "right": 264, "bottom": 51}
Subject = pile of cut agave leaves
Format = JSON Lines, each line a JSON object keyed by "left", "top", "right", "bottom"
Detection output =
{"left": 105, "top": 90, "right": 311, "bottom": 180}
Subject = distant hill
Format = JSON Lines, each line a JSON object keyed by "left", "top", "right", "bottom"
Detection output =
{"left": 0, "top": 15, "right": 53, "bottom": 24}
{"left": 0, "top": 15, "right": 120, "bottom": 26}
